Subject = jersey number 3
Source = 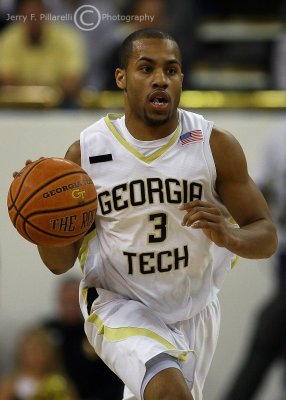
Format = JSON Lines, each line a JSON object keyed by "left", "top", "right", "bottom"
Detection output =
{"left": 148, "top": 213, "right": 167, "bottom": 243}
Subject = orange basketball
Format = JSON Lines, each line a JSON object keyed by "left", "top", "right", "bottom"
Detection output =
{"left": 7, "top": 157, "right": 97, "bottom": 247}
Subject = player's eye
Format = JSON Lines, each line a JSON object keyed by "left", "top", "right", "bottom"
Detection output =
{"left": 140, "top": 65, "right": 152, "bottom": 73}
{"left": 167, "top": 67, "right": 177, "bottom": 75}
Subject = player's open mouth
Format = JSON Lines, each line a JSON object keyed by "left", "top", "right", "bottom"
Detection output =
{"left": 152, "top": 97, "right": 168, "bottom": 105}
{"left": 149, "top": 91, "right": 170, "bottom": 109}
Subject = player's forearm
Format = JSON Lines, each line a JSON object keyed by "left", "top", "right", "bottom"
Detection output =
{"left": 226, "top": 219, "right": 277, "bottom": 259}
{"left": 38, "top": 242, "right": 80, "bottom": 274}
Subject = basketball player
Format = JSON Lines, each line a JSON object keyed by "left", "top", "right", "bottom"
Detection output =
{"left": 36, "top": 29, "right": 277, "bottom": 400}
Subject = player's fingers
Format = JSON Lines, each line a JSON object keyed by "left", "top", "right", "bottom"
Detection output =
{"left": 181, "top": 206, "right": 220, "bottom": 225}
{"left": 182, "top": 210, "right": 220, "bottom": 227}
{"left": 191, "top": 219, "right": 221, "bottom": 229}
{"left": 25, "top": 157, "right": 45, "bottom": 166}
{"left": 12, "top": 159, "right": 33, "bottom": 178}
{"left": 178, "top": 200, "right": 215, "bottom": 211}
{"left": 12, "top": 157, "right": 45, "bottom": 178}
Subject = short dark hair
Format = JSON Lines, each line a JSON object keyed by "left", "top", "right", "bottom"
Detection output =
{"left": 119, "top": 28, "right": 181, "bottom": 69}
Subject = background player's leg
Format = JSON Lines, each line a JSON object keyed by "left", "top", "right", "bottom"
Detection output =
{"left": 144, "top": 367, "right": 194, "bottom": 400}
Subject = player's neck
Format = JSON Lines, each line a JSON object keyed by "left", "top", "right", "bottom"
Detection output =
{"left": 125, "top": 114, "right": 179, "bottom": 141}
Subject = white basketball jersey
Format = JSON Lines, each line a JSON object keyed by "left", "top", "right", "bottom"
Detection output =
{"left": 79, "top": 109, "right": 234, "bottom": 323}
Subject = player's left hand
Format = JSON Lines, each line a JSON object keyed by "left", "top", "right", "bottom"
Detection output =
{"left": 12, "top": 157, "right": 45, "bottom": 178}
{"left": 179, "top": 200, "right": 236, "bottom": 248}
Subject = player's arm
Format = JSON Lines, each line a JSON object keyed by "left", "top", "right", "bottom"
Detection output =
{"left": 180, "top": 127, "right": 277, "bottom": 259}
{"left": 38, "top": 140, "right": 83, "bottom": 274}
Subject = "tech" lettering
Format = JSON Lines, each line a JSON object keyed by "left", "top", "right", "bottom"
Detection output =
{"left": 123, "top": 245, "right": 189, "bottom": 275}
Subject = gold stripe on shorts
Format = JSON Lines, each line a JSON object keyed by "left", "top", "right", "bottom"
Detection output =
{"left": 87, "top": 312, "right": 188, "bottom": 361}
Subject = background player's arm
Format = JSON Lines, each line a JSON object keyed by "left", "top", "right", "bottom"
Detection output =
{"left": 180, "top": 127, "right": 277, "bottom": 259}
{"left": 38, "top": 140, "right": 83, "bottom": 274}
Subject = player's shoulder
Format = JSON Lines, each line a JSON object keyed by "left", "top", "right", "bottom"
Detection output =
{"left": 179, "top": 108, "right": 213, "bottom": 134}
{"left": 210, "top": 125, "right": 242, "bottom": 153}
{"left": 80, "top": 114, "right": 111, "bottom": 136}
{"left": 180, "top": 108, "right": 208, "bottom": 123}
{"left": 80, "top": 113, "right": 125, "bottom": 141}
{"left": 83, "top": 115, "right": 106, "bottom": 131}
{"left": 210, "top": 125, "right": 248, "bottom": 179}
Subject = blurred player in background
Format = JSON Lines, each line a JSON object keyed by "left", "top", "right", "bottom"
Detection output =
{"left": 0, "top": 0, "right": 86, "bottom": 107}
{"left": 222, "top": 130, "right": 286, "bottom": 400}
{"left": 41, "top": 0, "right": 120, "bottom": 91}
{"left": 43, "top": 277, "right": 124, "bottom": 400}
{"left": 0, "top": 326, "right": 77, "bottom": 400}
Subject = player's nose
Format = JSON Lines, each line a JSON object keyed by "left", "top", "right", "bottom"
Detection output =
{"left": 152, "top": 69, "right": 168, "bottom": 88}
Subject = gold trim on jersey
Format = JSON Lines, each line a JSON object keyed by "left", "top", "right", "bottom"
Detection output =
{"left": 87, "top": 311, "right": 188, "bottom": 361}
{"left": 78, "top": 228, "right": 97, "bottom": 272}
{"left": 231, "top": 255, "right": 239, "bottom": 269}
{"left": 105, "top": 113, "right": 181, "bottom": 164}
{"left": 81, "top": 287, "right": 88, "bottom": 304}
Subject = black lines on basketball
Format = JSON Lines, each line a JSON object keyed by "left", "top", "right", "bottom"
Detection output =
{"left": 12, "top": 169, "right": 88, "bottom": 227}
{"left": 8, "top": 158, "right": 46, "bottom": 210}
{"left": 7, "top": 158, "right": 98, "bottom": 247}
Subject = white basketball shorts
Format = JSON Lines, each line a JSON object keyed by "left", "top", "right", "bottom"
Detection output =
{"left": 80, "top": 286, "right": 220, "bottom": 400}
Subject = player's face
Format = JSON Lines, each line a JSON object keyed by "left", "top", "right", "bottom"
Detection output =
{"left": 116, "top": 38, "right": 183, "bottom": 129}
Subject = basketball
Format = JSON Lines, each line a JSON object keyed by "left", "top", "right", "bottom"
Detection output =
{"left": 7, "top": 157, "right": 97, "bottom": 247}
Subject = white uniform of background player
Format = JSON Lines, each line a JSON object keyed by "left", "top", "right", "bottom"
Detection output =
{"left": 79, "top": 109, "right": 235, "bottom": 400}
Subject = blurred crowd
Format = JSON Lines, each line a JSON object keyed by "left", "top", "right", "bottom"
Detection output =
{"left": 0, "top": 277, "right": 124, "bottom": 400}
{"left": 0, "top": 0, "right": 286, "bottom": 107}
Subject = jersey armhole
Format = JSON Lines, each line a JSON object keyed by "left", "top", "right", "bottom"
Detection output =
{"left": 80, "top": 130, "right": 88, "bottom": 173}
{"left": 202, "top": 121, "right": 217, "bottom": 194}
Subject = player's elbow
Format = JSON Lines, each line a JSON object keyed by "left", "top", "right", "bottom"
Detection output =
{"left": 49, "top": 266, "right": 73, "bottom": 275}
{"left": 42, "top": 258, "right": 75, "bottom": 275}
{"left": 38, "top": 244, "right": 79, "bottom": 274}
{"left": 268, "top": 228, "right": 278, "bottom": 257}
{"left": 263, "top": 222, "right": 278, "bottom": 258}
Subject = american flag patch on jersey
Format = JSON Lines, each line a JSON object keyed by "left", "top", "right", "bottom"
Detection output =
{"left": 179, "top": 130, "right": 203, "bottom": 145}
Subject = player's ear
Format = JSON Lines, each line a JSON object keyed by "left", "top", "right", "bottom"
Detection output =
{"left": 115, "top": 68, "right": 126, "bottom": 90}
